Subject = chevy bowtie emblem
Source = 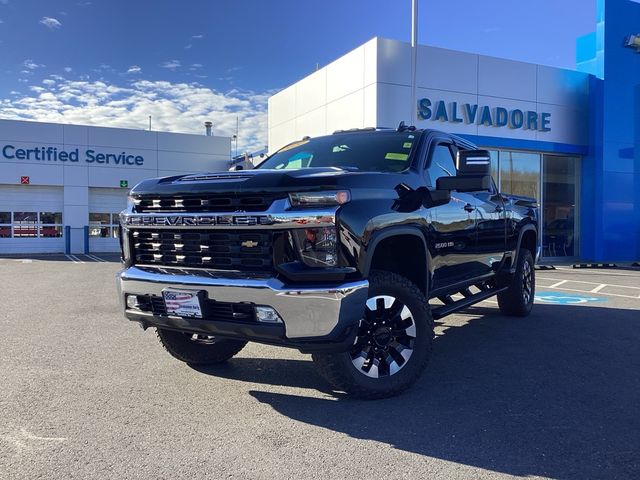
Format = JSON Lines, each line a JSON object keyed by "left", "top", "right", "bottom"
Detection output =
{"left": 625, "top": 34, "right": 640, "bottom": 52}
{"left": 241, "top": 240, "right": 259, "bottom": 248}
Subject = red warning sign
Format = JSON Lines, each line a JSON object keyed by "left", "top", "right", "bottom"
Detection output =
{"left": 20, "top": 176, "right": 30, "bottom": 185}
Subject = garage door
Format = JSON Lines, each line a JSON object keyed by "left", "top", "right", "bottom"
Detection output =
{"left": 88, "top": 187, "right": 129, "bottom": 253}
{"left": 0, "top": 185, "right": 65, "bottom": 254}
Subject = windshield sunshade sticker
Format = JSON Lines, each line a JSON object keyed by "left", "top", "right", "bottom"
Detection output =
{"left": 279, "top": 139, "right": 310, "bottom": 153}
{"left": 385, "top": 153, "right": 409, "bottom": 161}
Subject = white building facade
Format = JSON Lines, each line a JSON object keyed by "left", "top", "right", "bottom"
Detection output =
{"left": 0, "top": 119, "right": 230, "bottom": 254}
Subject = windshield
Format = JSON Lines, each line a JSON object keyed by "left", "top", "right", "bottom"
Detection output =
{"left": 258, "top": 131, "right": 421, "bottom": 173}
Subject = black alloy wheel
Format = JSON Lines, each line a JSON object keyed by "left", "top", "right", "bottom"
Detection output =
{"left": 350, "top": 295, "right": 416, "bottom": 378}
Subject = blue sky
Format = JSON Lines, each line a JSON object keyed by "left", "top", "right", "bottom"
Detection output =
{"left": 0, "top": 0, "right": 596, "bottom": 151}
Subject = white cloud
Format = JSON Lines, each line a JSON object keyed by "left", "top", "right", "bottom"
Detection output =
{"left": 0, "top": 19, "right": 4, "bottom": 24}
{"left": 63, "top": 66, "right": 72, "bottom": 73}
{"left": 23, "top": 59, "right": 44, "bottom": 70}
{"left": 127, "top": 65, "right": 142, "bottom": 74}
{"left": 184, "top": 44, "right": 192, "bottom": 50}
{"left": 40, "top": 17, "right": 62, "bottom": 29}
{"left": 190, "top": 63, "right": 203, "bottom": 70}
{"left": 192, "top": 34, "right": 203, "bottom": 39}
{"left": 161, "top": 60, "right": 181, "bottom": 70}
{"left": 0, "top": 79, "right": 273, "bottom": 152}
{"left": 42, "top": 79, "right": 56, "bottom": 86}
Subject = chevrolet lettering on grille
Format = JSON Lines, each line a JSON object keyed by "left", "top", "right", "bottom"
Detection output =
{"left": 125, "top": 215, "right": 272, "bottom": 227}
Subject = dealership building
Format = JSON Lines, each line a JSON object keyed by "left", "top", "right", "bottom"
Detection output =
{"left": 268, "top": 0, "right": 640, "bottom": 264}
{"left": 0, "top": 119, "right": 230, "bottom": 254}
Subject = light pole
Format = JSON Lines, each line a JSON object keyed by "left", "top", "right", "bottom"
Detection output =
{"left": 410, "top": 0, "right": 418, "bottom": 124}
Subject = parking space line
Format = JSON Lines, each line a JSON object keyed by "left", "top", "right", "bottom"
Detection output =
{"left": 67, "top": 254, "right": 85, "bottom": 264}
{"left": 554, "top": 266, "right": 640, "bottom": 277}
{"left": 541, "top": 285, "right": 639, "bottom": 300}
{"left": 538, "top": 276, "right": 640, "bottom": 291}
{"left": 85, "top": 254, "right": 106, "bottom": 263}
{"left": 549, "top": 280, "right": 569, "bottom": 288}
{"left": 590, "top": 284, "right": 607, "bottom": 293}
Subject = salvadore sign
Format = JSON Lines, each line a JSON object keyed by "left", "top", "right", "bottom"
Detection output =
{"left": 417, "top": 98, "right": 551, "bottom": 132}
{"left": 1, "top": 145, "right": 145, "bottom": 166}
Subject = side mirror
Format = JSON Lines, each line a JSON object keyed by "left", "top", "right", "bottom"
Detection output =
{"left": 234, "top": 165, "right": 244, "bottom": 171}
{"left": 424, "top": 188, "right": 451, "bottom": 208}
{"left": 437, "top": 174, "right": 492, "bottom": 192}
{"left": 457, "top": 149, "right": 491, "bottom": 176}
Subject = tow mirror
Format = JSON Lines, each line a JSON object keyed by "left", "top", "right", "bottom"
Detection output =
{"left": 456, "top": 149, "right": 491, "bottom": 176}
{"left": 423, "top": 188, "right": 451, "bottom": 208}
{"left": 436, "top": 175, "right": 492, "bottom": 192}
{"left": 393, "top": 184, "right": 451, "bottom": 211}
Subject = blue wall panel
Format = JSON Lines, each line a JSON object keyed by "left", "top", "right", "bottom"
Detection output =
{"left": 584, "top": 0, "right": 640, "bottom": 262}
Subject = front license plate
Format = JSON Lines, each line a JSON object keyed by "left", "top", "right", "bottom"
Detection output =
{"left": 162, "top": 289, "right": 204, "bottom": 318}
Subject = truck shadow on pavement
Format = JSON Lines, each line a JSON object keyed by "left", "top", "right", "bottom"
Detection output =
{"left": 239, "top": 303, "right": 638, "bottom": 479}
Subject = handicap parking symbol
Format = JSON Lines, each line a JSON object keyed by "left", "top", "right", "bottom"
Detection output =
{"left": 535, "top": 291, "right": 607, "bottom": 304}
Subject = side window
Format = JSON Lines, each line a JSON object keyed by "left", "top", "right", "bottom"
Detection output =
{"left": 426, "top": 143, "right": 457, "bottom": 186}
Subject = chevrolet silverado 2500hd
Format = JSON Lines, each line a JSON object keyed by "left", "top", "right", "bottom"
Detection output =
{"left": 117, "top": 125, "right": 539, "bottom": 398}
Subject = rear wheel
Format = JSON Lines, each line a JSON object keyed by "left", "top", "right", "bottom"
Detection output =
{"left": 312, "top": 270, "right": 434, "bottom": 399}
{"left": 497, "top": 248, "right": 535, "bottom": 317}
{"left": 156, "top": 329, "right": 247, "bottom": 365}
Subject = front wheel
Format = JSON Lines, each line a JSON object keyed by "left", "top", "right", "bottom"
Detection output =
{"left": 497, "top": 248, "right": 535, "bottom": 317}
{"left": 156, "top": 329, "right": 247, "bottom": 365}
{"left": 312, "top": 270, "right": 434, "bottom": 399}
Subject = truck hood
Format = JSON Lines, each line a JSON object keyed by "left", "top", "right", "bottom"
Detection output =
{"left": 130, "top": 167, "right": 409, "bottom": 197}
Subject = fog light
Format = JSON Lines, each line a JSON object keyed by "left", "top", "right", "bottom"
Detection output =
{"left": 255, "top": 306, "right": 283, "bottom": 323}
{"left": 126, "top": 295, "right": 139, "bottom": 309}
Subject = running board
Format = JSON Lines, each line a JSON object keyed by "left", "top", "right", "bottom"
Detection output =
{"left": 431, "top": 287, "right": 508, "bottom": 320}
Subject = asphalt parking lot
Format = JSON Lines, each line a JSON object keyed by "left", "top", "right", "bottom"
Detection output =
{"left": 0, "top": 258, "right": 638, "bottom": 480}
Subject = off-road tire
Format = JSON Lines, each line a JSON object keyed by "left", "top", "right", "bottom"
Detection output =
{"left": 312, "top": 270, "right": 434, "bottom": 399}
{"left": 497, "top": 248, "right": 535, "bottom": 317}
{"left": 156, "top": 328, "right": 247, "bottom": 365}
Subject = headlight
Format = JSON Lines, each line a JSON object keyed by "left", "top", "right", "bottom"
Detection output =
{"left": 289, "top": 190, "right": 350, "bottom": 208}
{"left": 290, "top": 228, "right": 338, "bottom": 267}
{"left": 126, "top": 195, "right": 137, "bottom": 211}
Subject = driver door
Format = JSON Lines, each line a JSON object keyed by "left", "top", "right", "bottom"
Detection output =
{"left": 424, "top": 140, "right": 480, "bottom": 290}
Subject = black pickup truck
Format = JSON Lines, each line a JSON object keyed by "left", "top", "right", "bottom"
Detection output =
{"left": 117, "top": 125, "right": 539, "bottom": 398}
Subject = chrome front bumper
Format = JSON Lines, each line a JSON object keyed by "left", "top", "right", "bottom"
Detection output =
{"left": 117, "top": 266, "right": 368, "bottom": 340}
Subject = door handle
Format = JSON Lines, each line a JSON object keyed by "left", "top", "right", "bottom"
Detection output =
{"left": 464, "top": 203, "right": 475, "bottom": 213}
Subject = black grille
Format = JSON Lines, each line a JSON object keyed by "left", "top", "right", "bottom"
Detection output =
{"left": 132, "top": 229, "right": 273, "bottom": 270}
{"left": 136, "top": 294, "right": 256, "bottom": 322}
{"left": 133, "top": 194, "right": 278, "bottom": 213}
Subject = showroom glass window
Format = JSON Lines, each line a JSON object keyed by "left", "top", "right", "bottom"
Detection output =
{"left": 480, "top": 147, "right": 580, "bottom": 260}
{"left": 542, "top": 155, "right": 579, "bottom": 258}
